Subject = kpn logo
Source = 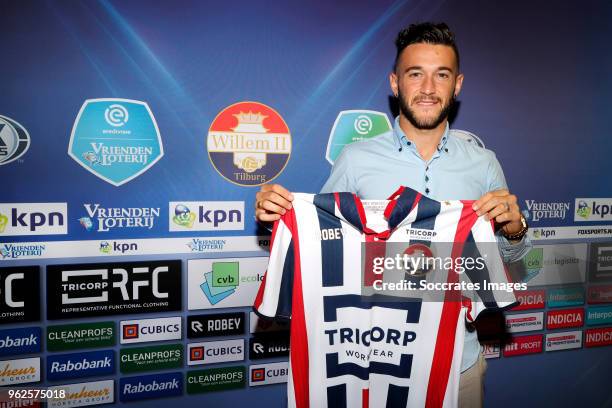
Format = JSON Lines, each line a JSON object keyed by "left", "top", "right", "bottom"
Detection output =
{"left": 69, "top": 99, "right": 163, "bottom": 186}
{"left": 326, "top": 110, "right": 392, "bottom": 164}
{"left": 575, "top": 198, "right": 612, "bottom": 222}
{"left": 200, "top": 262, "right": 239, "bottom": 305}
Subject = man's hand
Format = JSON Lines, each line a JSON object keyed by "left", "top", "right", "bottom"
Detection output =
{"left": 255, "top": 184, "right": 294, "bottom": 222}
{"left": 472, "top": 189, "right": 523, "bottom": 235}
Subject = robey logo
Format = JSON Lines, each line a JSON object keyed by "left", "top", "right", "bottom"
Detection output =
{"left": 0, "top": 266, "right": 40, "bottom": 324}
{"left": 120, "top": 317, "right": 182, "bottom": 344}
{"left": 187, "top": 312, "right": 245, "bottom": 338}
{"left": 46, "top": 261, "right": 181, "bottom": 319}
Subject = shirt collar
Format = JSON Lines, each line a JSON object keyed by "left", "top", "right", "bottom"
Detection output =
{"left": 393, "top": 116, "right": 451, "bottom": 153}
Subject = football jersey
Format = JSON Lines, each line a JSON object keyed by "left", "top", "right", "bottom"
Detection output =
{"left": 254, "top": 186, "right": 517, "bottom": 408}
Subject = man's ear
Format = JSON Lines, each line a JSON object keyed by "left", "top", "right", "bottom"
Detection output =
{"left": 389, "top": 72, "right": 399, "bottom": 97}
{"left": 454, "top": 73, "right": 464, "bottom": 97}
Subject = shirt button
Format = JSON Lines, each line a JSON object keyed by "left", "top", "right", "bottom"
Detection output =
{"left": 407, "top": 141, "right": 412, "bottom": 146}
{"left": 425, "top": 176, "right": 429, "bottom": 182}
{"left": 425, "top": 188, "right": 430, "bottom": 194}
{"left": 426, "top": 166, "right": 429, "bottom": 171}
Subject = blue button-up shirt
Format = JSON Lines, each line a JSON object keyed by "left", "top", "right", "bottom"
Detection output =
{"left": 321, "top": 117, "right": 531, "bottom": 372}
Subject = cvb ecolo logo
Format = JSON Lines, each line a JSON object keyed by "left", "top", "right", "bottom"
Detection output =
{"left": 47, "top": 261, "right": 181, "bottom": 319}
{"left": 0, "top": 203, "right": 67, "bottom": 236}
{"left": 99, "top": 240, "right": 138, "bottom": 254}
{"left": 575, "top": 198, "right": 612, "bottom": 222}
{"left": 169, "top": 201, "right": 244, "bottom": 231}
{"left": 0, "top": 357, "right": 40, "bottom": 386}
{"left": 79, "top": 204, "right": 160, "bottom": 232}
{"left": 120, "top": 317, "right": 181, "bottom": 344}
{"left": 188, "top": 339, "right": 244, "bottom": 366}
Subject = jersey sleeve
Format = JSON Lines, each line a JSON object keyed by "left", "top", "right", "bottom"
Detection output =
{"left": 462, "top": 216, "right": 520, "bottom": 322}
{"left": 253, "top": 212, "right": 296, "bottom": 320}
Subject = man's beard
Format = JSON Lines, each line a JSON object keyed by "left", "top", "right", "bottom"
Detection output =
{"left": 398, "top": 90, "right": 455, "bottom": 130}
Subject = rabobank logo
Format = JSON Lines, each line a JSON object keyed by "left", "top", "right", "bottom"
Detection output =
{"left": 47, "top": 350, "right": 114, "bottom": 381}
{"left": 575, "top": 198, "right": 612, "bottom": 222}
{"left": 69, "top": 99, "right": 163, "bottom": 186}
{"left": 326, "top": 110, "right": 391, "bottom": 164}
{"left": 119, "top": 372, "right": 183, "bottom": 402}
{"left": 169, "top": 201, "right": 244, "bottom": 231}
{"left": 0, "top": 203, "right": 67, "bottom": 236}
{"left": 0, "top": 327, "right": 41, "bottom": 357}
{"left": 207, "top": 101, "right": 291, "bottom": 186}
{"left": 0, "top": 115, "right": 30, "bottom": 165}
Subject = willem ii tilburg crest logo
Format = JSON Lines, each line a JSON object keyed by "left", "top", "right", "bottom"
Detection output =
{"left": 207, "top": 101, "right": 291, "bottom": 186}
{"left": 68, "top": 99, "right": 164, "bottom": 186}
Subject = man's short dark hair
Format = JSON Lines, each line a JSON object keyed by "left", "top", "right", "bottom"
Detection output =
{"left": 394, "top": 22, "right": 460, "bottom": 70}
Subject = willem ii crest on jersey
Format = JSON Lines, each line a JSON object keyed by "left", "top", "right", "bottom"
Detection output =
{"left": 254, "top": 187, "right": 517, "bottom": 408}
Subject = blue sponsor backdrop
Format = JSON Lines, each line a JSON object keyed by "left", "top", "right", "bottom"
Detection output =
{"left": 1, "top": 0, "right": 612, "bottom": 407}
{"left": 46, "top": 349, "right": 115, "bottom": 381}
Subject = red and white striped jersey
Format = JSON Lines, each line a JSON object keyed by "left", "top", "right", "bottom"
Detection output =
{"left": 254, "top": 187, "right": 517, "bottom": 408}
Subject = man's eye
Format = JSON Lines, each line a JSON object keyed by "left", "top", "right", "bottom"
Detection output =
{"left": 408, "top": 72, "right": 422, "bottom": 78}
{"left": 437, "top": 72, "right": 450, "bottom": 79}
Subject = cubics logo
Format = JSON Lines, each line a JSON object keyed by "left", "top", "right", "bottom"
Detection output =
{"left": 69, "top": 99, "right": 163, "bottom": 186}
{"left": 0, "top": 115, "right": 30, "bottom": 165}
{"left": 187, "top": 339, "right": 244, "bottom": 366}
{"left": 207, "top": 101, "right": 291, "bottom": 186}
{"left": 326, "top": 110, "right": 391, "bottom": 164}
{"left": 249, "top": 362, "right": 288, "bottom": 386}
{"left": 200, "top": 262, "right": 239, "bottom": 305}
{"left": 120, "top": 316, "right": 181, "bottom": 344}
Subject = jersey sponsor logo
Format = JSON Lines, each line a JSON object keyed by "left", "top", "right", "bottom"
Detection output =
{"left": 119, "top": 372, "right": 182, "bottom": 402}
{"left": 187, "top": 312, "right": 245, "bottom": 338}
{"left": 188, "top": 257, "right": 267, "bottom": 309}
{"left": 585, "top": 327, "right": 612, "bottom": 347}
{"left": 186, "top": 366, "right": 245, "bottom": 394}
{"left": 207, "top": 101, "right": 291, "bottom": 186}
{"left": 588, "top": 243, "right": 612, "bottom": 283}
{"left": 546, "top": 308, "right": 584, "bottom": 329}
{"left": 249, "top": 333, "right": 289, "bottom": 360}
{"left": 523, "top": 200, "right": 570, "bottom": 223}
{"left": 79, "top": 204, "right": 160, "bottom": 233}
{"left": 575, "top": 198, "right": 612, "bottom": 222}
{"left": 47, "top": 322, "right": 115, "bottom": 351}
{"left": 120, "top": 317, "right": 181, "bottom": 344}
{"left": 48, "top": 379, "right": 114, "bottom": 407}
{"left": 586, "top": 305, "right": 612, "bottom": 326}
{"left": 503, "top": 335, "right": 543, "bottom": 357}
{"left": 0, "top": 203, "right": 67, "bottom": 236}
{"left": 482, "top": 344, "right": 500, "bottom": 359}
{"left": 505, "top": 312, "right": 544, "bottom": 333}
{"left": 322, "top": 294, "right": 420, "bottom": 382}
{"left": 0, "top": 266, "right": 40, "bottom": 324}
{"left": 249, "top": 312, "right": 289, "bottom": 334}
{"left": 588, "top": 285, "right": 612, "bottom": 304}
{"left": 69, "top": 99, "right": 163, "bottom": 186}
{"left": 326, "top": 110, "right": 391, "bottom": 164}
{"left": 545, "top": 330, "right": 582, "bottom": 351}
{"left": 47, "top": 350, "right": 114, "bottom": 381}
{"left": 187, "top": 339, "right": 244, "bottom": 366}
{"left": 120, "top": 343, "right": 183, "bottom": 373}
{"left": 0, "top": 357, "right": 40, "bottom": 386}
{"left": 0, "top": 327, "right": 41, "bottom": 357}
{"left": 249, "top": 361, "right": 288, "bottom": 386}
{"left": 547, "top": 286, "right": 585, "bottom": 308}
{"left": 0, "top": 115, "right": 30, "bottom": 165}
{"left": 46, "top": 260, "right": 181, "bottom": 319}
{"left": 405, "top": 228, "right": 437, "bottom": 241}
{"left": 513, "top": 289, "right": 546, "bottom": 311}
{"left": 169, "top": 202, "right": 244, "bottom": 231}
